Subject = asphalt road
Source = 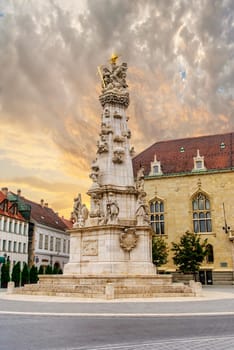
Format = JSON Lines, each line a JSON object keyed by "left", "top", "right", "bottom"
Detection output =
{"left": 0, "top": 286, "right": 233, "bottom": 349}
{"left": 0, "top": 314, "right": 234, "bottom": 350}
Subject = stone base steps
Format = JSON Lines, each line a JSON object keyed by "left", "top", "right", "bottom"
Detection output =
{"left": 15, "top": 274, "right": 196, "bottom": 299}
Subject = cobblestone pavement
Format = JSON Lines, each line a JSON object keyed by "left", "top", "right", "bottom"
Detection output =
{"left": 71, "top": 336, "right": 234, "bottom": 350}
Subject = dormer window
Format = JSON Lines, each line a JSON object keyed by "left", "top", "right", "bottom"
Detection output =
{"left": 192, "top": 149, "right": 206, "bottom": 172}
{"left": 220, "top": 142, "right": 225, "bottom": 150}
{"left": 149, "top": 154, "right": 163, "bottom": 176}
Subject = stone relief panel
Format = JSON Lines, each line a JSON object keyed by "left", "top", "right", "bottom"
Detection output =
{"left": 82, "top": 240, "right": 98, "bottom": 256}
{"left": 119, "top": 228, "right": 138, "bottom": 252}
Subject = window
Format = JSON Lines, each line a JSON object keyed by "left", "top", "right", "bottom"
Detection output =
{"left": 23, "top": 243, "right": 26, "bottom": 254}
{"left": 193, "top": 149, "right": 206, "bottom": 172}
{"left": 192, "top": 192, "right": 212, "bottom": 233}
{"left": 19, "top": 223, "right": 22, "bottom": 234}
{"left": 13, "top": 241, "right": 17, "bottom": 252}
{"left": 149, "top": 154, "right": 163, "bottom": 176}
{"left": 14, "top": 221, "right": 17, "bottom": 233}
{"left": 8, "top": 241, "right": 12, "bottom": 252}
{"left": 39, "top": 234, "right": 43, "bottom": 249}
{"left": 9, "top": 221, "right": 13, "bottom": 232}
{"left": 150, "top": 199, "right": 165, "bottom": 234}
{"left": 24, "top": 224, "right": 27, "bottom": 235}
{"left": 55, "top": 238, "right": 61, "bottom": 253}
{"left": 206, "top": 244, "right": 214, "bottom": 263}
{"left": 3, "top": 219, "right": 7, "bottom": 231}
{"left": 50, "top": 236, "right": 54, "bottom": 251}
{"left": 44, "top": 235, "right": 49, "bottom": 250}
{"left": 63, "top": 239, "right": 66, "bottom": 253}
{"left": 2, "top": 239, "right": 6, "bottom": 251}
{"left": 18, "top": 242, "right": 22, "bottom": 253}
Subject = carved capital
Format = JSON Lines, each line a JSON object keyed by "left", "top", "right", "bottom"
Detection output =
{"left": 99, "top": 91, "right": 130, "bottom": 108}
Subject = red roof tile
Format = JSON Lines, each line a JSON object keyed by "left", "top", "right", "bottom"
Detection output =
{"left": 133, "top": 132, "right": 234, "bottom": 176}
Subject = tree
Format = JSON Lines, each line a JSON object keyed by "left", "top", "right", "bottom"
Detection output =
{"left": 45, "top": 265, "right": 53, "bottom": 274}
{"left": 152, "top": 235, "right": 169, "bottom": 268}
{"left": 21, "top": 263, "right": 29, "bottom": 286}
{"left": 29, "top": 265, "right": 38, "bottom": 284}
{"left": 38, "top": 265, "right": 44, "bottom": 275}
{"left": 1, "top": 263, "right": 10, "bottom": 288}
{"left": 172, "top": 231, "right": 208, "bottom": 280}
{"left": 11, "top": 262, "right": 21, "bottom": 287}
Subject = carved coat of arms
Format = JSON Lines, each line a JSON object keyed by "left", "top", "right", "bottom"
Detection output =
{"left": 119, "top": 228, "right": 138, "bottom": 252}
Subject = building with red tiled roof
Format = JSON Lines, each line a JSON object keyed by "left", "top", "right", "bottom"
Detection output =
{"left": 7, "top": 191, "right": 72, "bottom": 271}
{"left": 0, "top": 188, "right": 28, "bottom": 269}
{"left": 132, "top": 132, "right": 234, "bottom": 285}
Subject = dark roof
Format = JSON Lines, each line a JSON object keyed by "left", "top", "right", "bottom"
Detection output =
{"left": 132, "top": 132, "right": 234, "bottom": 177}
{"left": 0, "top": 191, "right": 26, "bottom": 221}
{"left": 9, "top": 192, "right": 69, "bottom": 231}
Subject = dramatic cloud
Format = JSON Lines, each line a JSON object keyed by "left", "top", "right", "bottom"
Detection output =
{"left": 0, "top": 0, "right": 233, "bottom": 215}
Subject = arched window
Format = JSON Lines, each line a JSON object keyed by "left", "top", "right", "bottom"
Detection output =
{"left": 192, "top": 192, "right": 212, "bottom": 233}
{"left": 206, "top": 244, "right": 214, "bottom": 263}
{"left": 150, "top": 199, "right": 165, "bottom": 234}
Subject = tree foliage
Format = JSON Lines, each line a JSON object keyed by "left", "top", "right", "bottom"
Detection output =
{"left": 152, "top": 235, "right": 169, "bottom": 267}
{"left": 21, "top": 263, "right": 29, "bottom": 286}
{"left": 172, "top": 231, "right": 208, "bottom": 279}
{"left": 1, "top": 263, "right": 10, "bottom": 288}
{"left": 29, "top": 265, "right": 38, "bottom": 284}
{"left": 11, "top": 262, "right": 21, "bottom": 287}
{"left": 45, "top": 265, "right": 53, "bottom": 274}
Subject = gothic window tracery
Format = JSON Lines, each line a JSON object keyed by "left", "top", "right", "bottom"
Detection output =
{"left": 192, "top": 192, "right": 212, "bottom": 233}
{"left": 150, "top": 199, "right": 165, "bottom": 234}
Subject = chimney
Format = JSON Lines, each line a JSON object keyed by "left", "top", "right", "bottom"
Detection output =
{"left": 44, "top": 203, "right": 48, "bottom": 208}
{"left": 40, "top": 199, "right": 44, "bottom": 207}
{"left": 1, "top": 187, "right": 8, "bottom": 196}
{"left": 17, "top": 189, "right": 21, "bottom": 197}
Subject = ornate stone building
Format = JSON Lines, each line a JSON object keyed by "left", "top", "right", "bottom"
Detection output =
{"left": 133, "top": 132, "right": 234, "bottom": 285}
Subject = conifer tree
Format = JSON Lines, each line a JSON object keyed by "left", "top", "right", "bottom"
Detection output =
{"left": 11, "top": 262, "right": 21, "bottom": 287}
{"left": 29, "top": 265, "right": 38, "bottom": 284}
{"left": 21, "top": 263, "right": 29, "bottom": 286}
{"left": 45, "top": 265, "right": 53, "bottom": 274}
{"left": 38, "top": 265, "right": 44, "bottom": 275}
{"left": 1, "top": 263, "right": 10, "bottom": 288}
{"left": 172, "top": 231, "right": 208, "bottom": 280}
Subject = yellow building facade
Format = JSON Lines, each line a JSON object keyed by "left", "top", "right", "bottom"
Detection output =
{"left": 133, "top": 133, "right": 234, "bottom": 284}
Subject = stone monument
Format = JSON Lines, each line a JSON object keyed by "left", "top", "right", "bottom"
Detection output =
{"left": 19, "top": 55, "right": 194, "bottom": 298}
{"left": 64, "top": 54, "right": 156, "bottom": 276}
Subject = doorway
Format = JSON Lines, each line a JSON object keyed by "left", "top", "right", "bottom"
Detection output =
{"left": 199, "top": 270, "right": 213, "bottom": 285}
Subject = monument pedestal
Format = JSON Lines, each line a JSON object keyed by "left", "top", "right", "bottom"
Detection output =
{"left": 63, "top": 224, "right": 156, "bottom": 275}
{"left": 19, "top": 274, "right": 195, "bottom": 298}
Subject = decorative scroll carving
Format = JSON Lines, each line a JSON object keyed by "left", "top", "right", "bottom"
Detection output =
{"left": 97, "top": 135, "right": 108, "bottom": 154}
{"left": 82, "top": 240, "right": 98, "bottom": 256}
{"left": 99, "top": 91, "right": 129, "bottom": 108}
{"left": 113, "top": 111, "right": 122, "bottom": 119}
{"left": 119, "top": 228, "right": 138, "bottom": 252}
{"left": 89, "top": 159, "right": 100, "bottom": 187}
{"left": 113, "top": 147, "right": 125, "bottom": 164}
{"left": 100, "top": 122, "right": 113, "bottom": 135}
{"left": 113, "top": 134, "right": 125, "bottom": 143}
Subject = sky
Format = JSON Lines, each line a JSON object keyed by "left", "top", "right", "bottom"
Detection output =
{"left": 0, "top": 0, "right": 233, "bottom": 218}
